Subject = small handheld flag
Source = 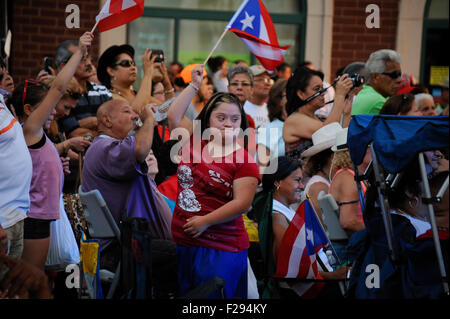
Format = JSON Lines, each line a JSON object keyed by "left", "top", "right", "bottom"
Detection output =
{"left": 226, "top": 0, "right": 290, "bottom": 71}
{"left": 93, "top": 0, "right": 145, "bottom": 33}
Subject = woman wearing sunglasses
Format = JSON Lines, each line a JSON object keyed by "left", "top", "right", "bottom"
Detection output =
{"left": 6, "top": 32, "right": 94, "bottom": 271}
{"left": 97, "top": 44, "right": 175, "bottom": 113}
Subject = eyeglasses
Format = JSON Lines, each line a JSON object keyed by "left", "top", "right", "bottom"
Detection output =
{"left": 22, "top": 79, "right": 39, "bottom": 106}
{"left": 380, "top": 70, "right": 402, "bottom": 79}
{"left": 254, "top": 78, "right": 274, "bottom": 84}
{"left": 229, "top": 82, "right": 252, "bottom": 88}
{"left": 115, "top": 60, "right": 136, "bottom": 68}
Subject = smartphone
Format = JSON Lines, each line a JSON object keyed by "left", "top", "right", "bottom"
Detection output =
{"left": 44, "top": 56, "right": 53, "bottom": 74}
{"left": 150, "top": 49, "right": 164, "bottom": 63}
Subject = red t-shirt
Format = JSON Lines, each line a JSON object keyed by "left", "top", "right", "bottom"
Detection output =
{"left": 171, "top": 140, "right": 260, "bottom": 252}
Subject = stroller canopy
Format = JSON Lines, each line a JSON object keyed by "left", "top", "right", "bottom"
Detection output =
{"left": 347, "top": 115, "right": 449, "bottom": 173}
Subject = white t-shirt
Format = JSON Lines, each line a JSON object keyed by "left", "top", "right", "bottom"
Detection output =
{"left": 212, "top": 70, "right": 229, "bottom": 93}
{"left": 243, "top": 100, "right": 270, "bottom": 131}
{"left": 256, "top": 119, "right": 285, "bottom": 158}
{"left": 0, "top": 99, "right": 32, "bottom": 228}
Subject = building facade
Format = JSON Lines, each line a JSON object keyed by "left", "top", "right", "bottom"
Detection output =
{"left": 3, "top": 0, "right": 448, "bottom": 89}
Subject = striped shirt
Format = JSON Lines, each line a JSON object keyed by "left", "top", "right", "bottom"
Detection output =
{"left": 59, "top": 81, "right": 112, "bottom": 134}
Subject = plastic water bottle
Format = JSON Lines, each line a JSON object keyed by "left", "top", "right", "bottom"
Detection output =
{"left": 326, "top": 250, "right": 337, "bottom": 270}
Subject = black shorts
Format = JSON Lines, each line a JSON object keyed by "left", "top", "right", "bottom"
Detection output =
{"left": 23, "top": 218, "right": 53, "bottom": 239}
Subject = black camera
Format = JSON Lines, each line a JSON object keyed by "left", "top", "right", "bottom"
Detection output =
{"left": 349, "top": 74, "right": 364, "bottom": 88}
{"left": 150, "top": 49, "right": 164, "bottom": 63}
{"left": 335, "top": 74, "right": 364, "bottom": 88}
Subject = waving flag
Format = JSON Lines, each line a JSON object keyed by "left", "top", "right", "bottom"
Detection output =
{"left": 227, "top": 0, "right": 290, "bottom": 71}
{"left": 273, "top": 199, "right": 328, "bottom": 298}
{"left": 95, "top": 0, "right": 145, "bottom": 33}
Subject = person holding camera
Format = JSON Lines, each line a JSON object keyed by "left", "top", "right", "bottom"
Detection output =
{"left": 282, "top": 66, "right": 353, "bottom": 160}
{"left": 97, "top": 45, "right": 174, "bottom": 115}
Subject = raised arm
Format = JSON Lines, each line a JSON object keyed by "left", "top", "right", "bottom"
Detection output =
{"left": 134, "top": 103, "right": 155, "bottom": 163}
{"left": 130, "top": 49, "right": 157, "bottom": 113}
{"left": 23, "top": 32, "right": 93, "bottom": 143}
{"left": 183, "top": 176, "right": 259, "bottom": 238}
{"left": 167, "top": 64, "right": 203, "bottom": 133}
{"left": 323, "top": 75, "right": 353, "bottom": 126}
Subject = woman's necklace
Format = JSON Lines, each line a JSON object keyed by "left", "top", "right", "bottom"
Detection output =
{"left": 110, "top": 86, "right": 134, "bottom": 97}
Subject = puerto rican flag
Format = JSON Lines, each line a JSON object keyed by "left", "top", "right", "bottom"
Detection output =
{"left": 273, "top": 199, "right": 329, "bottom": 298}
{"left": 227, "top": 0, "right": 290, "bottom": 72}
{"left": 95, "top": 0, "right": 144, "bottom": 33}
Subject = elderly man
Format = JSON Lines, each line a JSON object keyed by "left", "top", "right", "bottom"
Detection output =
{"left": 55, "top": 39, "right": 112, "bottom": 138}
{"left": 352, "top": 49, "right": 402, "bottom": 115}
{"left": 243, "top": 65, "right": 273, "bottom": 130}
{"left": 81, "top": 100, "right": 173, "bottom": 277}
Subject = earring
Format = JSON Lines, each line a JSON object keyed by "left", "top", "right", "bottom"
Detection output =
{"left": 275, "top": 184, "right": 280, "bottom": 191}
{"left": 408, "top": 196, "right": 419, "bottom": 209}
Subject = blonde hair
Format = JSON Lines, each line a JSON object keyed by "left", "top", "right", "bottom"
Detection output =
{"left": 331, "top": 150, "right": 353, "bottom": 171}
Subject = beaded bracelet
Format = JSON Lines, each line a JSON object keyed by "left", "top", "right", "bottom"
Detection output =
{"left": 189, "top": 82, "right": 199, "bottom": 91}
{"left": 165, "top": 88, "right": 175, "bottom": 94}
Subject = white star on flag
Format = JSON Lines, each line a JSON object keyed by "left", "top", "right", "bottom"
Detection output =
{"left": 240, "top": 11, "right": 255, "bottom": 31}
{"left": 306, "top": 228, "right": 314, "bottom": 246}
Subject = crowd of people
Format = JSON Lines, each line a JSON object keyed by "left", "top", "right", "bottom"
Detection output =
{"left": 0, "top": 29, "right": 448, "bottom": 300}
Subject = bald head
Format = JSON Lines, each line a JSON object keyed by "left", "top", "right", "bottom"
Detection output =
{"left": 97, "top": 99, "right": 138, "bottom": 139}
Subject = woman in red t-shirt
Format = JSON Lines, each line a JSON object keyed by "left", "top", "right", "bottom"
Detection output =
{"left": 167, "top": 65, "right": 260, "bottom": 298}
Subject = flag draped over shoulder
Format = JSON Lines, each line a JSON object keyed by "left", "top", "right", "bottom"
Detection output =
{"left": 273, "top": 199, "right": 328, "bottom": 298}
{"left": 226, "top": 0, "right": 290, "bottom": 72}
{"left": 95, "top": 0, "right": 145, "bottom": 33}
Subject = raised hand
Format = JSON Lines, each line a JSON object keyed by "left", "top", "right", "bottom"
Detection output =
{"left": 191, "top": 64, "right": 204, "bottom": 89}
{"left": 335, "top": 74, "right": 354, "bottom": 98}
{"left": 78, "top": 31, "right": 94, "bottom": 56}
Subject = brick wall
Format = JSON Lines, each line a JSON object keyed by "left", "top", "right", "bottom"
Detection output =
{"left": 10, "top": 0, "right": 101, "bottom": 84}
{"left": 331, "top": 0, "right": 399, "bottom": 78}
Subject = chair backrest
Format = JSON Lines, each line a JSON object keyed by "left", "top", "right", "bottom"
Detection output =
{"left": 317, "top": 191, "right": 348, "bottom": 241}
{"left": 78, "top": 185, "right": 120, "bottom": 241}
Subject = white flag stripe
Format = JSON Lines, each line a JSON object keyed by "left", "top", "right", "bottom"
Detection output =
{"left": 96, "top": 0, "right": 111, "bottom": 21}
{"left": 285, "top": 223, "right": 305, "bottom": 277}
{"left": 122, "top": 0, "right": 137, "bottom": 10}
{"left": 241, "top": 38, "right": 284, "bottom": 61}
{"left": 306, "top": 256, "right": 316, "bottom": 279}
{"left": 258, "top": 16, "right": 270, "bottom": 43}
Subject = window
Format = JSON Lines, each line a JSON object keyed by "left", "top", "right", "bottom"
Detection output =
{"left": 128, "top": 1, "right": 306, "bottom": 85}
{"left": 420, "top": 0, "right": 449, "bottom": 87}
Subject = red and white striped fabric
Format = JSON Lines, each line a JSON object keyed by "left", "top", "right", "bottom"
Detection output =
{"left": 273, "top": 199, "right": 328, "bottom": 298}
{"left": 95, "top": 0, "right": 144, "bottom": 33}
{"left": 227, "top": 0, "right": 290, "bottom": 72}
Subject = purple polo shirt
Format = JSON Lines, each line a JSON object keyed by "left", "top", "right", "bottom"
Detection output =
{"left": 82, "top": 135, "right": 171, "bottom": 249}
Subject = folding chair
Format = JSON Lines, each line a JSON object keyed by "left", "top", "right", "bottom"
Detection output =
{"left": 348, "top": 114, "right": 449, "bottom": 296}
{"left": 317, "top": 191, "right": 349, "bottom": 242}
{"left": 78, "top": 185, "right": 121, "bottom": 299}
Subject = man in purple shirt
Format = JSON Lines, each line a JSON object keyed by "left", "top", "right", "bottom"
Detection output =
{"left": 82, "top": 100, "right": 173, "bottom": 276}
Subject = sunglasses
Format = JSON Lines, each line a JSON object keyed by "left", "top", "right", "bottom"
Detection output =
{"left": 22, "top": 79, "right": 39, "bottom": 106}
{"left": 380, "top": 70, "right": 402, "bottom": 79}
{"left": 115, "top": 59, "right": 136, "bottom": 68}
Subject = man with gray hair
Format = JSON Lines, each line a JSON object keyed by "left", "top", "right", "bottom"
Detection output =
{"left": 351, "top": 49, "right": 402, "bottom": 115}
